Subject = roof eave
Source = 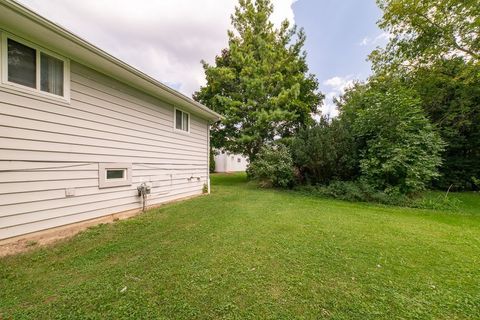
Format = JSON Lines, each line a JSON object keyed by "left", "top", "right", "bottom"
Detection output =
{"left": 0, "top": 0, "right": 223, "bottom": 122}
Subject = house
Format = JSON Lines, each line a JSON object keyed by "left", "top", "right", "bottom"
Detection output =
{"left": 0, "top": 0, "right": 221, "bottom": 241}
{"left": 214, "top": 151, "right": 248, "bottom": 173}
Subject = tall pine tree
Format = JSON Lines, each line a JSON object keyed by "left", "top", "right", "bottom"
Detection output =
{"left": 193, "top": 0, "right": 322, "bottom": 161}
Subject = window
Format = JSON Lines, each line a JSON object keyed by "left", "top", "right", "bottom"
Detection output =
{"left": 99, "top": 163, "right": 132, "bottom": 188}
{"left": 237, "top": 158, "right": 241, "bottom": 163}
{"left": 7, "top": 39, "right": 36, "bottom": 88}
{"left": 106, "top": 169, "right": 126, "bottom": 180}
{"left": 1, "top": 34, "right": 69, "bottom": 99}
{"left": 175, "top": 108, "right": 189, "bottom": 132}
{"left": 40, "top": 52, "right": 64, "bottom": 96}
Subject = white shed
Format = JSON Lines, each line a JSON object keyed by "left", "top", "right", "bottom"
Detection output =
{"left": 0, "top": 0, "right": 221, "bottom": 241}
{"left": 214, "top": 151, "right": 249, "bottom": 173}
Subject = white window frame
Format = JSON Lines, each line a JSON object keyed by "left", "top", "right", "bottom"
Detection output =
{"left": 173, "top": 107, "right": 190, "bottom": 134}
{"left": 0, "top": 31, "right": 70, "bottom": 102}
{"left": 99, "top": 163, "right": 132, "bottom": 189}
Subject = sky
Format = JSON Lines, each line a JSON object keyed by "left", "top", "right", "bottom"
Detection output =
{"left": 293, "top": 0, "right": 388, "bottom": 116}
{"left": 17, "top": 0, "right": 388, "bottom": 117}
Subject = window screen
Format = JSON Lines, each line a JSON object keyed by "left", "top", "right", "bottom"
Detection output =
{"left": 7, "top": 39, "right": 36, "bottom": 88}
{"left": 41, "top": 52, "right": 64, "bottom": 96}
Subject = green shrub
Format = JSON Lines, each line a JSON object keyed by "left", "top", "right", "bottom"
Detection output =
{"left": 209, "top": 148, "right": 216, "bottom": 173}
{"left": 295, "top": 180, "right": 459, "bottom": 209}
{"left": 247, "top": 144, "right": 294, "bottom": 188}
{"left": 472, "top": 177, "right": 480, "bottom": 190}
{"left": 347, "top": 83, "right": 445, "bottom": 194}
{"left": 291, "top": 117, "right": 358, "bottom": 185}
{"left": 409, "top": 194, "right": 461, "bottom": 210}
{"left": 296, "top": 180, "right": 406, "bottom": 205}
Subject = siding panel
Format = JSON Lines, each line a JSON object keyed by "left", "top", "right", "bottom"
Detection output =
{"left": 0, "top": 127, "right": 205, "bottom": 157}
{"left": 0, "top": 97, "right": 206, "bottom": 146}
{"left": 1, "top": 189, "right": 202, "bottom": 239}
{"left": 0, "top": 115, "right": 206, "bottom": 152}
{"left": 0, "top": 181, "right": 205, "bottom": 223}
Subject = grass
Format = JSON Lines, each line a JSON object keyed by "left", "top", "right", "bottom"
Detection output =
{"left": 1, "top": 173, "right": 479, "bottom": 319}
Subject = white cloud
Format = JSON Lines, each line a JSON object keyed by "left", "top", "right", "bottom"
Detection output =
{"left": 358, "top": 32, "right": 391, "bottom": 47}
{"left": 359, "top": 37, "right": 370, "bottom": 46}
{"left": 270, "top": 0, "right": 298, "bottom": 26}
{"left": 323, "top": 75, "right": 355, "bottom": 93}
{"left": 17, "top": 0, "right": 298, "bottom": 96}
{"left": 321, "top": 75, "right": 356, "bottom": 118}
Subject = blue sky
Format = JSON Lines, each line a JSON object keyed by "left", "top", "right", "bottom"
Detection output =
{"left": 292, "top": 0, "right": 388, "bottom": 116}
{"left": 19, "top": 0, "right": 388, "bottom": 117}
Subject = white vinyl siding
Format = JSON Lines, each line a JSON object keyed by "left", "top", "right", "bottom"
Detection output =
{"left": 0, "top": 62, "right": 209, "bottom": 240}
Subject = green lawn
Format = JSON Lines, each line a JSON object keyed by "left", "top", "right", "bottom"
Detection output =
{"left": 1, "top": 174, "right": 479, "bottom": 319}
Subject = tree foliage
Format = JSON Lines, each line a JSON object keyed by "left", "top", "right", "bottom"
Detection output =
{"left": 246, "top": 144, "right": 294, "bottom": 188}
{"left": 370, "top": 0, "right": 480, "bottom": 190}
{"left": 371, "top": 0, "right": 479, "bottom": 72}
{"left": 338, "top": 81, "right": 445, "bottom": 194}
{"left": 407, "top": 59, "right": 480, "bottom": 189}
{"left": 194, "top": 0, "right": 322, "bottom": 161}
{"left": 291, "top": 117, "right": 358, "bottom": 185}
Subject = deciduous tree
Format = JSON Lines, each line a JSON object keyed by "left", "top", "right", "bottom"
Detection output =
{"left": 370, "top": 0, "right": 479, "bottom": 72}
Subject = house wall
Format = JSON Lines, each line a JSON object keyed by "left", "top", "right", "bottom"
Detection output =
{"left": 0, "top": 61, "right": 209, "bottom": 240}
{"left": 214, "top": 152, "right": 248, "bottom": 173}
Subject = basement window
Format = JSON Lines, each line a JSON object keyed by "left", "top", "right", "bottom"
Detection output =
{"left": 99, "top": 163, "right": 132, "bottom": 188}
{"left": 1, "top": 33, "right": 70, "bottom": 100}
{"left": 106, "top": 169, "right": 126, "bottom": 180}
{"left": 174, "top": 108, "right": 190, "bottom": 132}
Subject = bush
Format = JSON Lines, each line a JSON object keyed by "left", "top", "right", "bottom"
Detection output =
{"left": 209, "top": 148, "right": 216, "bottom": 173}
{"left": 411, "top": 59, "right": 480, "bottom": 191}
{"left": 472, "top": 177, "right": 480, "bottom": 190}
{"left": 291, "top": 117, "right": 358, "bottom": 185}
{"left": 247, "top": 144, "right": 294, "bottom": 188}
{"left": 346, "top": 83, "right": 445, "bottom": 194}
{"left": 298, "top": 180, "right": 405, "bottom": 205}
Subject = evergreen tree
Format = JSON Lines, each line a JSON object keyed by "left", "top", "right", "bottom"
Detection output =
{"left": 194, "top": 0, "right": 322, "bottom": 161}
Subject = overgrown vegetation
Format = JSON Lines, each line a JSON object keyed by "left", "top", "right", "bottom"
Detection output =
{"left": 294, "top": 181, "right": 461, "bottom": 210}
{"left": 339, "top": 80, "right": 445, "bottom": 194}
{"left": 246, "top": 144, "right": 294, "bottom": 188}
{"left": 248, "top": 80, "right": 447, "bottom": 204}
{"left": 234, "top": 0, "right": 479, "bottom": 204}
{"left": 406, "top": 58, "right": 480, "bottom": 190}
{"left": 291, "top": 117, "right": 357, "bottom": 185}
{"left": 370, "top": 0, "right": 480, "bottom": 190}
